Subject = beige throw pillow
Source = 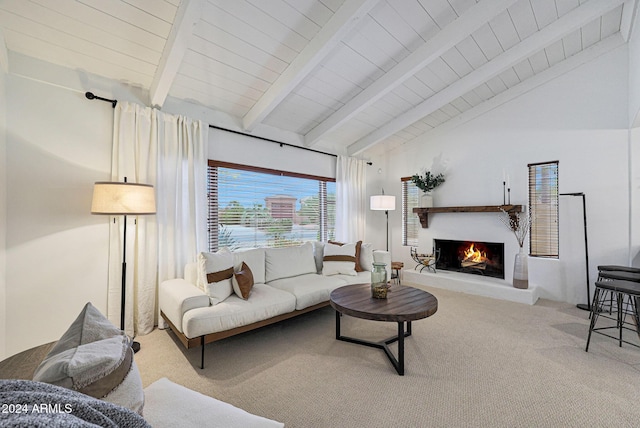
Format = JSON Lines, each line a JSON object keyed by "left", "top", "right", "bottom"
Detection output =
{"left": 198, "top": 250, "right": 235, "bottom": 305}
{"left": 329, "top": 240, "right": 364, "bottom": 272}
{"left": 322, "top": 242, "right": 357, "bottom": 276}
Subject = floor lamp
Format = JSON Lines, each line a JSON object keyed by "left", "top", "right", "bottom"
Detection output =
{"left": 560, "top": 192, "right": 591, "bottom": 311}
{"left": 91, "top": 178, "right": 156, "bottom": 352}
{"left": 370, "top": 191, "right": 396, "bottom": 251}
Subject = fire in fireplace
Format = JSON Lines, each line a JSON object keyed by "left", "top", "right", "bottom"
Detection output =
{"left": 434, "top": 239, "right": 505, "bottom": 279}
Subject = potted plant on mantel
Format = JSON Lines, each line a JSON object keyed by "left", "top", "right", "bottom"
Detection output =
{"left": 411, "top": 170, "right": 445, "bottom": 207}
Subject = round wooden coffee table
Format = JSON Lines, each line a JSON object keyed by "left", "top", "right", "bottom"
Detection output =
{"left": 329, "top": 283, "right": 438, "bottom": 375}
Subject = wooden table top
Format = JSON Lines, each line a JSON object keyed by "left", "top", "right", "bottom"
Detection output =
{"left": 0, "top": 342, "right": 54, "bottom": 380}
{"left": 330, "top": 283, "right": 438, "bottom": 323}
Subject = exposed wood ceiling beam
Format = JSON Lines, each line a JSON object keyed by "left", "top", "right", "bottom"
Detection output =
{"left": 347, "top": 0, "right": 626, "bottom": 156}
{"left": 304, "top": 0, "right": 519, "bottom": 147}
{"left": 620, "top": 0, "right": 638, "bottom": 41}
{"left": 241, "top": 0, "right": 380, "bottom": 132}
{"left": 149, "top": 0, "right": 202, "bottom": 108}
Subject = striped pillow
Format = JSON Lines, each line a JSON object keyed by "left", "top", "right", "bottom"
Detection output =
{"left": 322, "top": 242, "right": 357, "bottom": 276}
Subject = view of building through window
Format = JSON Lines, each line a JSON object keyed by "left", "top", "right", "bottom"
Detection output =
{"left": 208, "top": 162, "right": 335, "bottom": 251}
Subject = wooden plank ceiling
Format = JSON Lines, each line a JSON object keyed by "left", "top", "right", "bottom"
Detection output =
{"left": 0, "top": 0, "right": 635, "bottom": 157}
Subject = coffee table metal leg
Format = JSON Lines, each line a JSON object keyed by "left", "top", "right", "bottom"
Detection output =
{"left": 334, "top": 312, "right": 410, "bottom": 376}
{"left": 397, "top": 322, "right": 404, "bottom": 375}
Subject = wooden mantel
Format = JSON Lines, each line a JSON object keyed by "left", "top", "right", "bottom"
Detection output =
{"left": 412, "top": 205, "right": 523, "bottom": 228}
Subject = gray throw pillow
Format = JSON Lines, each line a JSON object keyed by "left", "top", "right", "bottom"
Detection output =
{"left": 33, "top": 302, "right": 145, "bottom": 414}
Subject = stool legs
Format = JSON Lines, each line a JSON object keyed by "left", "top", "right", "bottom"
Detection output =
{"left": 586, "top": 287, "right": 602, "bottom": 352}
{"left": 586, "top": 285, "right": 640, "bottom": 351}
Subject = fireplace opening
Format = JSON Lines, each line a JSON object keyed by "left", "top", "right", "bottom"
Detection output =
{"left": 434, "top": 239, "right": 505, "bottom": 279}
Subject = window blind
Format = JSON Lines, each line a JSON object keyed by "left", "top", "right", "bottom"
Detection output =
{"left": 208, "top": 161, "right": 335, "bottom": 252}
{"left": 401, "top": 177, "right": 420, "bottom": 247}
{"left": 528, "top": 161, "right": 559, "bottom": 258}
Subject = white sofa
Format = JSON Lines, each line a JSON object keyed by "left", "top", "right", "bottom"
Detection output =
{"left": 160, "top": 241, "right": 390, "bottom": 368}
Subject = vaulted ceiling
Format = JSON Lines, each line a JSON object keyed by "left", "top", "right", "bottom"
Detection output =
{"left": 0, "top": 0, "right": 636, "bottom": 157}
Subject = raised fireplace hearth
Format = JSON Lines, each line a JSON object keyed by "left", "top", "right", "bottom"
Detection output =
{"left": 435, "top": 239, "right": 505, "bottom": 279}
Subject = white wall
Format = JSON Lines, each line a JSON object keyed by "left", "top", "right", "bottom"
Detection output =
{"left": 627, "top": 7, "right": 640, "bottom": 266}
{"left": 4, "top": 74, "right": 113, "bottom": 357}
{"left": 0, "top": 59, "right": 7, "bottom": 358}
{"left": 370, "top": 45, "right": 629, "bottom": 305}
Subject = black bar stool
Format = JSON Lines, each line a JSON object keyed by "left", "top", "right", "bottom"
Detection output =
{"left": 592, "top": 266, "right": 640, "bottom": 316}
{"left": 585, "top": 279, "right": 640, "bottom": 351}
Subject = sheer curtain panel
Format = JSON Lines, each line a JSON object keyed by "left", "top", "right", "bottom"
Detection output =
{"left": 335, "top": 156, "right": 367, "bottom": 243}
{"left": 110, "top": 102, "right": 207, "bottom": 336}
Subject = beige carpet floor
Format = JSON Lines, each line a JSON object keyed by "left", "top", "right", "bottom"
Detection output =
{"left": 135, "top": 284, "right": 640, "bottom": 427}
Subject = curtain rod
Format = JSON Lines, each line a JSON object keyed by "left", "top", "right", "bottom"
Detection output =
{"left": 210, "top": 125, "right": 373, "bottom": 165}
{"left": 209, "top": 124, "right": 341, "bottom": 158}
{"left": 84, "top": 93, "right": 371, "bottom": 164}
{"left": 85, "top": 92, "right": 117, "bottom": 108}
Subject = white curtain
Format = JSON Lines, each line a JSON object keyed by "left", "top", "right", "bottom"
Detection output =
{"left": 335, "top": 155, "right": 367, "bottom": 242}
{"left": 109, "top": 102, "right": 207, "bottom": 336}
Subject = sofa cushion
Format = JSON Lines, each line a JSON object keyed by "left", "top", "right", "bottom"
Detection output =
{"left": 144, "top": 378, "right": 284, "bottom": 428}
{"left": 232, "top": 262, "right": 254, "bottom": 300}
{"left": 198, "top": 250, "right": 235, "bottom": 305}
{"left": 32, "top": 303, "right": 145, "bottom": 414}
{"left": 233, "top": 247, "right": 266, "bottom": 284}
{"left": 268, "top": 273, "right": 347, "bottom": 310}
{"left": 360, "top": 242, "right": 374, "bottom": 272}
{"left": 265, "top": 242, "right": 316, "bottom": 283}
{"left": 182, "top": 284, "right": 296, "bottom": 338}
{"left": 311, "top": 241, "right": 325, "bottom": 274}
{"left": 332, "top": 271, "right": 371, "bottom": 286}
{"left": 322, "top": 242, "right": 357, "bottom": 276}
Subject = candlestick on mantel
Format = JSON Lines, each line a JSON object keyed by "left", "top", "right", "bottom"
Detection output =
{"left": 508, "top": 188, "right": 511, "bottom": 205}
{"left": 503, "top": 181, "right": 506, "bottom": 205}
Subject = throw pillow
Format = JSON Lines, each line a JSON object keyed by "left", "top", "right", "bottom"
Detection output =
{"left": 198, "top": 250, "right": 235, "bottom": 305}
{"left": 322, "top": 242, "right": 357, "bottom": 276}
{"left": 232, "top": 262, "right": 254, "bottom": 300}
{"left": 32, "top": 302, "right": 145, "bottom": 414}
{"left": 329, "top": 240, "right": 364, "bottom": 272}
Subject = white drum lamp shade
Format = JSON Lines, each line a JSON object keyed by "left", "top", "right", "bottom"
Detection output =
{"left": 91, "top": 182, "right": 156, "bottom": 215}
{"left": 370, "top": 195, "right": 396, "bottom": 211}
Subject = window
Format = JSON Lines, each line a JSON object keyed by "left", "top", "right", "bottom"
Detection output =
{"left": 401, "top": 177, "right": 420, "bottom": 247}
{"left": 208, "top": 161, "right": 336, "bottom": 252}
{"left": 528, "top": 161, "right": 559, "bottom": 258}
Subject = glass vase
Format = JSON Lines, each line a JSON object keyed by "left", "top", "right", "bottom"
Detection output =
{"left": 513, "top": 247, "right": 529, "bottom": 289}
{"left": 371, "top": 262, "right": 388, "bottom": 299}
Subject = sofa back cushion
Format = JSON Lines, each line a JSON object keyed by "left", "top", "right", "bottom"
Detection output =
{"left": 265, "top": 242, "right": 317, "bottom": 283}
{"left": 359, "top": 243, "right": 374, "bottom": 272}
{"left": 311, "top": 241, "right": 325, "bottom": 274}
{"left": 233, "top": 247, "right": 266, "bottom": 284}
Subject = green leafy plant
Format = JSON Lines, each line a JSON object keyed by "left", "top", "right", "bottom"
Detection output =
{"left": 411, "top": 171, "right": 445, "bottom": 193}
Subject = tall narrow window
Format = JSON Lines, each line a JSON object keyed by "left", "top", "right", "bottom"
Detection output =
{"left": 208, "top": 161, "right": 336, "bottom": 252}
{"left": 402, "top": 177, "right": 420, "bottom": 247}
{"left": 528, "top": 161, "right": 559, "bottom": 258}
